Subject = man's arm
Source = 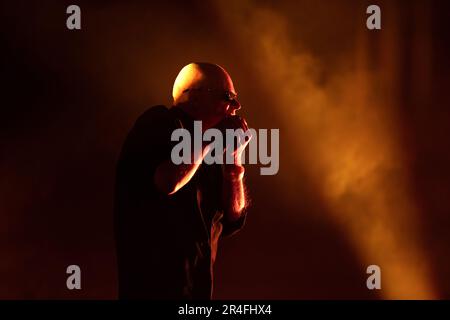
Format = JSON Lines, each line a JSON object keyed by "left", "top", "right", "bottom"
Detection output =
{"left": 219, "top": 116, "right": 252, "bottom": 222}
{"left": 154, "top": 144, "right": 211, "bottom": 195}
{"left": 222, "top": 164, "right": 246, "bottom": 221}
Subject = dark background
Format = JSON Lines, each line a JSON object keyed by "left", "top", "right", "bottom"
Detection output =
{"left": 1, "top": 0, "right": 450, "bottom": 299}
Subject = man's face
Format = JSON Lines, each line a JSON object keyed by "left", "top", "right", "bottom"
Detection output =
{"left": 195, "top": 77, "right": 241, "bottom": 127}
{"left": 205, "top": 89, "right": 240, "bottom": 116}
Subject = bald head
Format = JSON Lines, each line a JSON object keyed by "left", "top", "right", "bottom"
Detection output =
{"left": 172, "top": 62, "right": 236, "bottom": 105}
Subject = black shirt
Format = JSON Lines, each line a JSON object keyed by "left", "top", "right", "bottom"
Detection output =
{"left": 114, "top": 105, "right": 247, "bottom": 299}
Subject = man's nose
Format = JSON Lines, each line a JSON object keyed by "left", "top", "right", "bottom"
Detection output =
{"left": 230, "top": 99, "right": 241, "bottom": 112}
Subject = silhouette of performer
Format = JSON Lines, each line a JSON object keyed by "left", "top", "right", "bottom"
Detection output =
{"left": 114, "top": 63, "right": 251, "bottom": 299}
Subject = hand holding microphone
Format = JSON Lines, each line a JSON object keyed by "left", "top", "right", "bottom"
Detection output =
{"left": 215, "top": 115, "right": 253, "bottom": 169}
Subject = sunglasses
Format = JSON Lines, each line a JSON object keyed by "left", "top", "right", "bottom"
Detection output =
{"left": 183, "top": 88, "right": 238, "bottom": 103}
{"left": 223, "top": 90, "right": 238, "bottom": 103}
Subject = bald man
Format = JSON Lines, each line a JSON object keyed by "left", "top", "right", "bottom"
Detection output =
{"left": 114, "top": 63, "right": 251, "bottom": 299}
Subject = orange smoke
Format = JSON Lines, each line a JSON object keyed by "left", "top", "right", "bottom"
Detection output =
{"left": 214, "top": 0, "right": 437, "bottom": 299}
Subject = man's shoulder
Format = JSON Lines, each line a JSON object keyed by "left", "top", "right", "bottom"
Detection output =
{"left": 135, "top": 105, "right": 170, "bottom": 125}
{"left": 117, "top": 105, "right": 174, "bottom": 165}
{"left": 131, "top": 105, "right": 180, "bottom": 134}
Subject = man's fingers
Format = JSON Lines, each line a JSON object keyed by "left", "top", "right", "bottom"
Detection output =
{"left": 241, "top": 118, "right": 249, "bottom": 132}
{"left": 220, "top": 116, "right": 247, "bottom": 129}
{"left": 232, "top": 116, "right": 249, "bottom": 132}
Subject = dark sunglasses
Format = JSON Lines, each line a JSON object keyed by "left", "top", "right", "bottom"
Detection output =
{"left": 183, "top": 88, "right": 238, "bottom": 103}
{"left": 223, "top": 90, "right": 238, "bottom": 102}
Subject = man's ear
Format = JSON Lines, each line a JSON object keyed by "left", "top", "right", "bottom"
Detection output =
{"left": 189, "top": 93, "right": 203, "bottom": 111}
{"left": 188, "top": 90, "right": 200, "bottom": 103}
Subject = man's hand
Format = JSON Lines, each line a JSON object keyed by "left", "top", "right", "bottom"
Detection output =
{"left": 215, "top": 115, "right": 253, "bottom": 169}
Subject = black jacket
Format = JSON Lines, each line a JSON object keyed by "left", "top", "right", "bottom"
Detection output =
{"left": 114, "top": 105, "right": 246, "bottom": 299}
